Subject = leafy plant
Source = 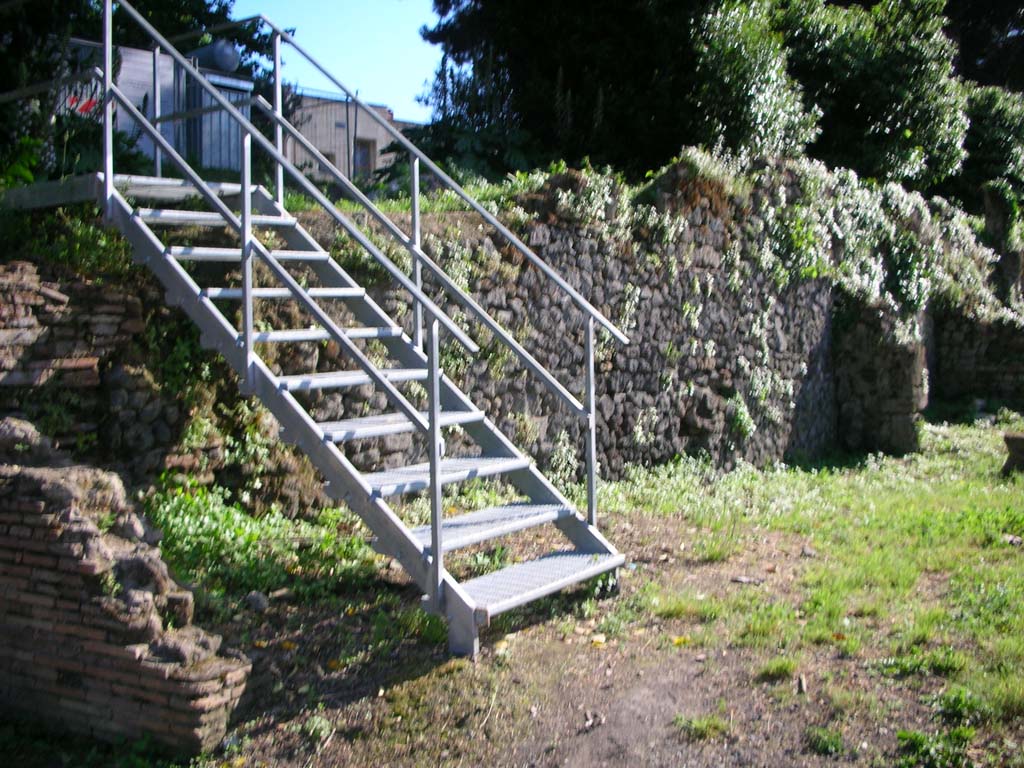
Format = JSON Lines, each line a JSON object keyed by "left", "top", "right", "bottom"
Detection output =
{"left": 673, "top": 713, "right": 730, "bottom": 741}
{"left": 896, "top": 727, "right": 974, "bottom": 768}
{"left": 805, "top": 726, "right": 844, "bottom": 757}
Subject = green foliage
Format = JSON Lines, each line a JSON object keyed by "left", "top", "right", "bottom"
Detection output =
{"left": 673, "top": 713, "right": 730, "bottom": 741}
{"left": 692, "top": 0, "right": 819, "bottom": 163}
{"left": 756, "top": 655, "right": 797, "bottom": 682}
{"left": 0, "top": 137, "right": 42, "bottom": 188}
{"left": 958, "top": 86, "right": 1024, "bottom": 209}
{"left": 804, "top": 726, "right": 845, "bottom": 757}
{"left": 0, "top": 204, "right": 133, "bottom": 280}
{"left": 896, "top": 727, "right": 974, "bottom": 768}
{"left": 727, "top": 393, "right": 757, "bottom": 440}
{"left": 145, "top": 481, "right": 379, "bottom": 599}
{"left": 779, "top": 0, "right": 968, "bottom": 189}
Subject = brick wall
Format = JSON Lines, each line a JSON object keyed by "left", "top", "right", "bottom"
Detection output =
{"left": 0, "top": 418, "right": 250, "bottom": 754}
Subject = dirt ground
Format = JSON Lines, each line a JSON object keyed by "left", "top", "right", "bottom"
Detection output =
{"left": 206, "top": 513, "right": 969, "bottom": 768}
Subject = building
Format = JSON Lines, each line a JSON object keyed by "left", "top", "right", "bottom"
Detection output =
{"left": 286, "top": 88, "right": 418, "bottom": 182}
{"left": 69, "top": 38, "right": 254, "bottom": 172}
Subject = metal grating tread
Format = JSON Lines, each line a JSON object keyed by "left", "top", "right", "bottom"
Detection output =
{"left": 249, "top": 327, "right": 402, "bottom": 343}
{"left": 138, "top": 207, "right": 295, "bottom": 227}
{"left": 461, "top": 550, "right": 624, "bottom": 619}
{"left": 115, "top": 175, "right": 243, "bottom": 201}
{"left": 203, "top": 287, "right": 364, "bottom": 300}
{"left": 168, "top": 246, "right": 330, "bottom": 262}
{"left": 412, "top": 503, "right": 572, "bottom": 553}
{"left": 319, "top": 409, "right": 484, "bottom": 442}
{"left": 363, "top": 456, "right": 531, "bottom": 497}
{"left": 278, "top": 368, "right": 427, "bottom": 392}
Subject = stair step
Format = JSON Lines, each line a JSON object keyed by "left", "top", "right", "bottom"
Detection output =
{"left": 115, "top": 174, "right": 242, "bottom": 201}
{"left": 363, "top": 456, "right": 532, "bottom": 497}
{"left": 412, "top": 503, "right": 573, "bottom": 554}
{"left": 461, "top": 550, "right": 625, "bottom": 619}
{"left": 138, "top": 208, "right": 296, "bottom": 227}
{"left": 203, "top": 287, "right": 364, "bottom": 300}
{"left": 278, "top": 368, "right": 428, "bottom": 392}
{"left": 168, "top": 246, "right": 330, "bottom": 262}
{"left": 319, "top": 410, "right": 485, "bottom": 441}
{"left": 250, "top": 327, "right": 402, "bottom": 343}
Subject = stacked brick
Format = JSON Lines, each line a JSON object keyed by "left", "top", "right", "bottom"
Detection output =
{"left": 0, "top": 418, "right": 250, "bottom": 754}
{"left": 0, "top": 260, "right": 144, "bottom": 391}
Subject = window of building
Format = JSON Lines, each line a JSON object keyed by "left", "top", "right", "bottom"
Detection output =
{"left": 318, "top": 151, "right": 336, "bottom": 174}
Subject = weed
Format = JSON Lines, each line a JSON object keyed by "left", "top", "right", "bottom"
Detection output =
{"left": 929, "top": 686, "right": 989, "bottom": 726}
{"left": 805, "top": 726, "right": 844, "bottom": 757}
{"left": 466, "top": 545, "right": 509, "bottom": 577}
{"left": 896, "top": 727, "right": 974, "bottom": 768}
{"left": 145, "top": 481, "right": 378, "bottom": 601}
{"left": 651, "top": 590, "right": 721, "bottom": 623}
{"left": 673, "top": 713, "right": 730, "bottom": 741}
{"left": 757, "top": 656, "right": 797, "bottom": 683}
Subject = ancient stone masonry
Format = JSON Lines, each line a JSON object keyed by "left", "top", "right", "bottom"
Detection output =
{"left": 932, "top": 311, "right": 1024, "bottom": 404}
{"left": 0, "top": 417, "right": 250, "bottom": 754}
{"left": 833, "top": 304, "right": 928, "bottom": 455}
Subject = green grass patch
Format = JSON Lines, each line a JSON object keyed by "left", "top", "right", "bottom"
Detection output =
{"left": 804, "top": 726, "right": 844, "bottom": 757}
{"left": 672, "top": 713, "right": 730, "bottom": 741}
{"left": 650, "top": 589, "right": 722, "bottom": 623}
{"left": 756, "top": 656, "right": 798, "bottom": 683}
{"left": 145, "top": 480, "right": 379, "bottom": 603}
{"left": 896, "top": 727, "right": 974, "bottom": 768}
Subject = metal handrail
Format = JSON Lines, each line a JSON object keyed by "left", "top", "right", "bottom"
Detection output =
{"left": 248, "top": 14, "right": 629, "bottom": 347}
{"left": 253, "top": 95, "right": 588, "bottom": 417}
{"left": 107, "top": 80, "right": 432, "bottom": 434}
{"left": 115, "top": 0, "right": 477, "bottom": 357}
{"left": 148, "top": 8, "right": 628, "bottom": 345}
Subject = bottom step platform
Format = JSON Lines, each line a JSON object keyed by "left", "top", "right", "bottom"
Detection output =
{"left": 461, "top": 550, "right": 625, "bottom": 621}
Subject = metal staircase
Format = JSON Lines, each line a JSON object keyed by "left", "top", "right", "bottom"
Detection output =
{"left": 0, "top": 0, "right": 629, "bottom": 656}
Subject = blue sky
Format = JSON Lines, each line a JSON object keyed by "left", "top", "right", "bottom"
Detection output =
{"left": 230, "top": 0, "right": 443, "bottom": 123}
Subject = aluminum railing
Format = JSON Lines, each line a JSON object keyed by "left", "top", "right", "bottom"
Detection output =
{"left": 0, "top": 2, "right": 628, "bottom": 587}
{"left": 115, "top": 0, "right": 629, "bottom": 531}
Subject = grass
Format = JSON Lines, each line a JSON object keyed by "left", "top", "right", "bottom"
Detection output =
{"left": 756, "top": 656, "right": 798, "bottom": 683}
{"left": 673, "top": 713, "right": 730, "bottom": 741}
{"left": 593, "top": 408, "right": 1024, "bottom": 759}
{"left": 805, "top": 726, "right": 845, "bottom": 757}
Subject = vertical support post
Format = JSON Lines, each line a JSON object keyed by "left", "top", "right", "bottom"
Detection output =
{"left": 411, "top": 154, "right": 423, "bottom": 350}
{"left": 273, "top": 32, "right": 284, "bottom": 208}
{"left": 584, "top": 316, "right": 598, "bottom": 528}
{"left": 152, "top": 45, "right": 162, "bottom": 177}
{"left": 241, "top": 133, "right": 254, "bottom": 390}
{"left": 426, "top": 315, "right": 444, "bottom": 611}
{"left": 102, "top": 0, "right": 114, "bottom": 218}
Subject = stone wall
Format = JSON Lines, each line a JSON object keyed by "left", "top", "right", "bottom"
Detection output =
{"left": 0, "top": 418, "right": 250, "bottom": 754}
{"left": 833, "top": 303, "right": 928, "bottom": 455}
{"left": 932, "top": 312, "right": 1024, "bottom": 404}
{"left": 444, "top": 216, "right": 838, "bottom": 475}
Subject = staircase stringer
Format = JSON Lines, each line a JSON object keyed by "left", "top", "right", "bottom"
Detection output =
{"left": 107, "top": 189, "right": 435, "bottom": 592}
{"left": 244, "top": 188, "right": 619, "bottom": 557}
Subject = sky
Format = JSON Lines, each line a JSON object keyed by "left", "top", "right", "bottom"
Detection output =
{"left": 229, "top": 0, "right": 443, "bottom": 123}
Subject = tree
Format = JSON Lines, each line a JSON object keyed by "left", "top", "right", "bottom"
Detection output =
{"left": 0, "top": 0, "right": 275, "bottom": 183}
{"left": 944, "top": 0, "right": 1024, "bottom": 92}
{"left": 778, "top": 0, "right": 967, "bottom": 189}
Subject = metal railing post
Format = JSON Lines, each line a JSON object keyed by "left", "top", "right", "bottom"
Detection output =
{"left": 426, "top": 314, "right": 444, "bottom": 609}
{"left": 152, "top": 45, "right": 162, "bottom": 177}
{"left": 273, "top": 32, "right": 284, "bottom": 207}
{"left": 241, "top": 132, "right": 254, "bottom": 389}
{"left": 411, "top": 154, "right": 423, "bottom": 350}
{"left": 102, "top": 0, "right": 114, "bottom": 217}
{"left": 585, "top": 317, "right": 598, "bottom": 528}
